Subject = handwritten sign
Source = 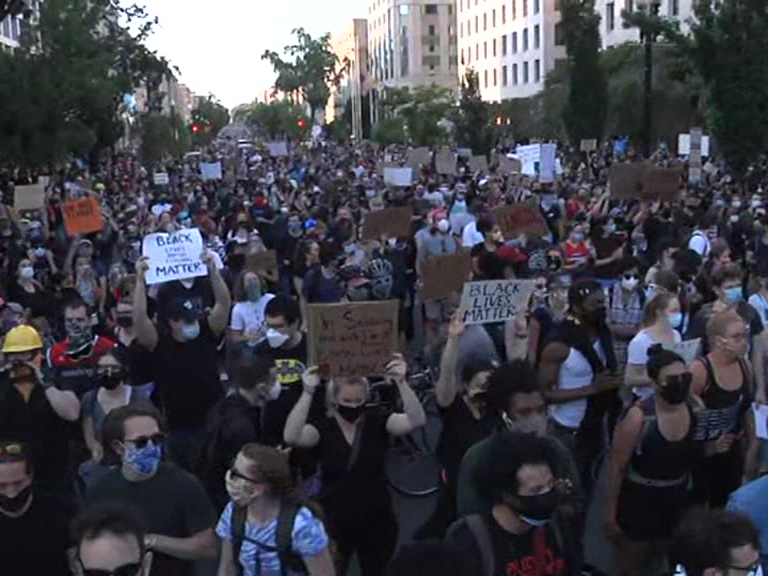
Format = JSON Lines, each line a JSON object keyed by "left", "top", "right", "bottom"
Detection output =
{"left": 62, "top": 197, "right": 104, "bottom": 237}
{"left": 460, "top": 279, "right": 537, "bottom": 325}
{"left": 153, "top": 172, "right": 169, "bottom": 185}
{"left": 677, "top": 133, "right": 710, "bottom": 157}
{"left": 406, "top": 147, "right": 431, "bottom": 168}
{"left": 580, "top": 139, "right": 597, "bottom": 152}
{"left": 421, "top": 251, "right": 473, "bottom": 300}
{"left": 201, "top": 161, "right": 222, "bottom": 181}
{"left": 308, "top": 300, "right": 399, "bottom": 378}
{"left": 245, "top": 250, "right": 278, "bottom": 278}
{"left": 362, "top": 207, "right": 413, "bottom": 241}
{"left": 494, "top": 203, "right": 548, "bottom": 238}
{"left": 141, "top": 228, "right": 206, "bottom": 285}
{"left": 469, "top": 155, "right": 489, "bottom": 174}
{"left": 515, "top": 144, "right": 541, "bottom": 176}
{"left": 383, "top": 167, "right": 413, "bottom": 187}
{"left": 664, "top": 338, "right": 701, "bottom": 366}
{"left": 608, "top": 163, "right": 645, "bottom": 199}
{"left": 14, "top": 182, "right": 46, "bottom": 211}
{"left": 435, "top": 149, "right": 457, "bottom": 175}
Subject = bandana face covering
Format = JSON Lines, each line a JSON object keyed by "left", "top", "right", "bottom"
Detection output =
{"left": 65, "top": 319, "right": 93, "bottom": 356}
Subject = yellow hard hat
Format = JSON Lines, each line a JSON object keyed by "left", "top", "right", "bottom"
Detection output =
{"left": 2, "top": 325, "right": 43, "bottom": 353}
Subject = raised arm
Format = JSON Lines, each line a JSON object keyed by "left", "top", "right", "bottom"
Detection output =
{"left": 203, "top": 251, "right": 232, "bottom": 336}
{"left": 283, "top": 367, "right": 321, "bottom": 448}
{"left": 385, "top": 354, "right": 427, "bottom": 436}
{"left": 436, "top": 312, "right": 465, "bottom": 408}
{"left": 132, "top": 257, "right": 158, "bottom": 351}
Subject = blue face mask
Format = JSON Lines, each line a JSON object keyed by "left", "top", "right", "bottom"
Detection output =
{"left": 667, "top": 312, "right": 683, "bottom": 328}
{"left": 124, "top": 442, "right": 162, "bottom": 476}
{"left": 724, "top": 287, "right": 743, "bottom": 304}
{"left": 181, "top": 321, "right": 200, "bottom": 341}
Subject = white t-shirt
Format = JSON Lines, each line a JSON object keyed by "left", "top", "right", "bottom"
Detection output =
{"left": 462, "top": 220, "right": 484, "bottom": 248}
{"left": 230, "top": 294, "right": 275, "bottom": 338}
{"left": 626, "top": 328, "right": 681, "bottom": 400}
{"left": 687, "top": 231, "right": 710, "bottom": 258}
{"left": 749, "top": 292, "right": 768, "bottom": 325}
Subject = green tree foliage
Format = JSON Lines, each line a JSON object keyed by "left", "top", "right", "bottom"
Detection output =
{"left": 139, "top": 113, "right": 190, "bottom": 164}
{"left": 238, "top": 100, "right": 309, "bottom": 141}
{"left": 559, "top": 0, "right": 607, "bottom": 144}
{"left": 452, "top": 68, "right": 496, "bottom": 155}
{"left": 376, "top": 85, "right": 454, "bottom": 147}
{"left": 0, "top": 0, "right": 172, "bottom": 167}
{"left": 261, "top": 28, "right": 347, "bottom": 123}
{"left": 190, "top": 95, "right": 230, "bottom": 146}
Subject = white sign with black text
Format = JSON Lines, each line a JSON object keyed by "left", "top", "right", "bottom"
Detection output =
{"left": 142, "top": 228, "right": 207, "bottom": 285}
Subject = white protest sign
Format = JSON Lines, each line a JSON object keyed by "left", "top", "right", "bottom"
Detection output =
{"left": 515, "top": 144, "right": 541, "bottom": 177}
{"left": 460, "top": 279, "right": 537, "bottom": 325}
{"left": 677, "top": 133, "right": 710, "bottom": 157}
{"left": 383, "top": 167, "right": 413, "bottom": 187}
{"left": 153, "top": 172, "right": 169, "bottom": 185}
{"left": 752, "top": 403, "right": 768, "bottom": 440}
{"left": 142, "top": 228, "right": 207, "bottom": 285}
{"left": 539, "top": 143, "right": 557, "bottom": 182}
{"left": 268, "top": 141, "right": 289, "bottom": 157}
{"left": 664, "top": 338, "right": 701, "bottom": 366}
{"left": 200, "top": 162, "right": 222, "bottom": 181}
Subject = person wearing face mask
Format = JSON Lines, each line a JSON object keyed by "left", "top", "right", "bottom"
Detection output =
{"left": 303, "top": 240, "right": 343, "bottom": 304}
{"left": 283, "top": 356, "right": 426, "bottom": 576}
{"left": 229, "top": 271, "right": 275, "bottom": 353}
{"left": 447, "top": 433, "right": 580, "bottom": 576}
{"left": 86, "top": 403, "right": 218, "bottom": 576}
{"left": 133, "top": 251, "right": 232, "bottom": 471}
{"left": 605, "top": 346, "right": 702, "bottom": 576}
{"left": 9, "top": 258, "right": 50, "bottom": 322}
{"left": 216, "top": 443, "right": 335, "bottom": 576}
{"left": 198, "top": 356, "right": 282, "bottom": 511}
{"left": 690, "top": 311, "right": 759, "bottom": 508}
{"left": 606, "top": 257, "right": 646, "bottom": 368}
{"left": 624, "top": 293, "right": 684, "bottom": 401}
{"left": 561, "top": 223, "right": 594, "bottom": 276}
{"left": 0, "top": 441, "right": 71, "bottom": 575}
{"left": 528, "top": 273, "right": 571, "bottom": 363}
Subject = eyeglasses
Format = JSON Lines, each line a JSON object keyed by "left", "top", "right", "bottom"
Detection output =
{"left": 725, "top": 560, "right": 761, "bottom": 576}
{"left": 79, "top": 559, "right": 142, "bottom": 576}
{"left": 125, "top": 434, "right": 164, "bottom": 449}
{"left": 228, "top": 466, "right": 260, "bottom": 485}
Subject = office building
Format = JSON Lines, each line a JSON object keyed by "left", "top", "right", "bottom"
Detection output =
{"left": 598, "top": 0, "right": 693, "bottom": 48}
{"left": 456, "top": 0, "right": 565, "bottom": 101}
{"left": 327, "top": 19, "right": 369, "bottom": 139}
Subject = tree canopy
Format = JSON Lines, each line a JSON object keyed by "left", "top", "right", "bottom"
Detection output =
{"left": 190, "top": 95, "right": 231, "bottom": 146}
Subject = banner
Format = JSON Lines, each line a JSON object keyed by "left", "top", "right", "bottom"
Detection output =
{"left": 460, "top": 279, "right": 537, "bottom": 325}
{"left": 308, "top": 300, "right": 399, "bottom": 378}
{"left": 62, "top": 197, "right": 104, "bottom": 237}
{"left": 141, "top": 228, "right": 207, "bottom": 285}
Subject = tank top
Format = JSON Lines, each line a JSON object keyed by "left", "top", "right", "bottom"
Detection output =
{"left": 626, "top": 397, "right": 699, "bottom": 486}
{"left": 550, "top": 341, "right": 606, "bottom": 429}
{"left": 563, "top": 241, "right": 590, "bottom": 267}
{"left": 693, "top": 356, "right": 751, "bottom": 441}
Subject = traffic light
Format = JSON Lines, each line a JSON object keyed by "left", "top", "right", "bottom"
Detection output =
{"left": 191, "top": 123, "right": 200, "bottom": 134}
{"left": 297, "top": 118, "right": 306, "bottom": 129}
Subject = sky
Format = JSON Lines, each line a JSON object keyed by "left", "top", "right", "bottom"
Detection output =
{"left": 142, "top": 0, "right": 366, "bottom": 111}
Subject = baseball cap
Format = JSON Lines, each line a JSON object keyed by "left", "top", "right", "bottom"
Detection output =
{"left": 461, "top": 357, "right": 497, "bottom": 384}
{"left": 167, "top": 297, "right": 202, "bottom": 322}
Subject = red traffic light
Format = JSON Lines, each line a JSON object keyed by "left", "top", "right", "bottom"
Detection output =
{"left": 297, "top": 119, "right": 306, "bottom": 128}
{"left": 192, "top": 124, "right": 200, "bottom": 134}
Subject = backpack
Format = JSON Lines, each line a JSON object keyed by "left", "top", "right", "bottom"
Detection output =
{"left": 230, "top": 502, "right": 307, "bottom": 576}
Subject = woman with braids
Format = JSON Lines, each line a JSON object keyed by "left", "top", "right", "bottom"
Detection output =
{"left": 215, "top": 443, "right": 335, "bottom": 576}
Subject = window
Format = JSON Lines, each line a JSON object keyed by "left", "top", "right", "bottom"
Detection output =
{"left": 425, "top": 4, "right": 438, "bottom": 14}
{"left": 523, "top": 61, "right": 529, "bottom": 83}
{"left": 461, "top": 48, "right": 465, "bottom": 64}
{"left": 554, "top": 22, "right": 565, "bottom": 46}
{"left": 484, "top": 69, "right": 488, "bottom": 88}
{"left": 502, "top": 35, "right": 507, "bottom": 55}
{"left": 493, "top": 68, "right": 498, "bottom": 86}
{"left": 460, "top": 22, "right": 464, "bottom": 37}
{"left": 449, "top": 4, "right": 453, "bottom": 15}
{"left": 475, "top": 15, "right": 478, "bottom": 32}
{"left": 512, "top": 31, "right": 518, "bottom": 53}
{"left": 459, "top": 0, "right": 463, "bottom": 12}
{"left": 513, "top": 63, "right": 518, "bottom": 85}
{"left": 429, "top": 24, "right": 436, "bottom": 35}
{"left": 534, "top": 24, "right": 540, "bottom": 49}
{"left": 512, "top": 0, "right": 517, "bottom": 20}
{"left": 492, "top": 38, "right": 497, "bottom": 57}
{"left": 534, "top": 59, "right": 541, "bottom": 82}
{"left": 624, "top": 0, "right": 633, "bottom": 13}
{"left": 502, "top": 5, "right": 506, "bottom": 23}
{"left": 422, "top": 55, "right": 441, "bottom": 68}
{"left": 400, "top": 4, "right": 409, "bottom": 15}
{"left": 475, "top": 43, "right": 479, "bottom": 60}
{"left": 401, "top": 25, "right": 410, "bottom": 76}
{"left": 492, "top": 9, "right": 496, "bottom": 27}
{"left": 467, "top": 19, "right": 471, "bottom": 36}
{"left": 523, "top": 0, "right": 527, "bottom": 17}
{"left": 483, "top": 13, "right": 487, "bottom": 30}
{"left": 523, "top": 28, "right": 529, "bottom": 51}
{"left": 483, "top": 41, "right": 487, "bottom": 59}
{"left": 606, "top": 2, "right": 615, "bottom": 31}
{"left": 670, "top": 0, "right": 679, "bottom": 15}
{"left": 502, "top": 65, "right": 508, "bottom": 86}
{"left": 534, "top": 0, "right": 540, "bottom": 14}
{"left": 467, "top": 48, "right": 472, "bottom": 63}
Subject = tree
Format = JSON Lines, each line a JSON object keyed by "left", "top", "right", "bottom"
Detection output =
{"left": 240, "top": 100, "right": 309, "bottom": 140}
{"left": 139, "top": 112, "right": 190, "bottom": 164}
{"left": 190, "top": 95, "right": 230, "bottom": 146}
{"left": 559, "top": 0, "right": 607, "bottom": 144}
{"left": 261, "top": 28, "right": 347, "bottom": 123}
{"left": 378, "top": 85, "right": 454, "bottom": 147}
{"left": 452, "top": 68, "right": 495, "bottom": 155}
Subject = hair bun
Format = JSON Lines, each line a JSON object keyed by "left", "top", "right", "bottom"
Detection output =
{"left": 647, "top": 343, "right": 663, "bottom": 358}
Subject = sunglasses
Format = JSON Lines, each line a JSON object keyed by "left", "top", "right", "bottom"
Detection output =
{"left": 79, "top": 559, "right": 142, "bottom": 576}
{"left": 125, "top": 434, "right": 164, "bottom": 449}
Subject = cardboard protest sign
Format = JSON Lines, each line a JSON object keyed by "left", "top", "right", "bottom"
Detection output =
{"left": 469, "top": 155, "right": 489, "bottom": 174}
{"left": 691, "top": 403, "right": 742, "bottom": 441}
{"left": 641, "top": 165, "right": 683, "bottom": 200}
{"left": 421, "top": 251, "right": 473, "bottom": 300}
{"left": 362, "top": 207, "right": 413, "bottom": 241}
{"left": 435, "top": 149, "right": 457, "bottom": 175}
{"left": 494, "top": 203, "right": 548, "bottom": 238}
{"left": 406, "top": 147, "right": 431, "bottom": 168}
{"left": 497, "top": 156, "right": 522, "bottom": 175}
{"left": 62, "top": 197, "right": 104, "bottom": 237}
{"left": 383, "top": 167, "right": 413, "bottom": 187}
{"left": 663, "top": 338, "right": 701, "bottom": 366}
{"left": 141, "top": 228, "right": 207, "bottom": 285}
{"left": 460, "top": 279, "right": 537, "bottom": 325}
{"left": 608, "top": 162, "right": 645, "bottom": 199}
{"left": 268, "top": 141, "right": 289, "bottom": 157}
{"left": 14, "top": 181, "right": 46, "bottom": 211}
{"left": 308, "top": 300, "right": 399, "bottom": 378}
{"left": 580, "top": 139, "right": 597, "bottom": 152}
{"left": 153, "top": 173, "right": 169, "bottom": 185}
{"left": 245, "top": 250, "right": 278, "bottom": 278}
{"left": 201, "top": 162, "right": 222, "bottom": 181}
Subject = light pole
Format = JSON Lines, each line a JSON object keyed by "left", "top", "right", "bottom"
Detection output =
{"left": 638, "top": 0, "right": 661, "bottom": 158}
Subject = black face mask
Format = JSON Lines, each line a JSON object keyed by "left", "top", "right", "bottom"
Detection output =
{"left": 99, "top": 373, "right": 124, "bottom": 391}
{"left": 511, "top": 489, "right": 558, "bottom": 525}
{"left": 659, "top": 373, "right": 691, "bottom": 405}
{"left": 336, "top": 404, "right": 365, "bottom": 423}
{"left": 0, "top": 484, "right": 32, "bottom": 515}
{"left": 583, "top": 306, "right": 607, "bottom": 326}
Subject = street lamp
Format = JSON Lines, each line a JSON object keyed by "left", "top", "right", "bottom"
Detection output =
{"left": 637, "top": 0, "right": 661, "bottom": 158}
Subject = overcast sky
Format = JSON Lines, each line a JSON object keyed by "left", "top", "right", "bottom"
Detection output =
{"left": 142, "top": 0, "right": 366, "bottom": 110}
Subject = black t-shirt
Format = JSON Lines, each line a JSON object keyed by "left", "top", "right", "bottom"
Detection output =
{"left": 155, "top": 278, "right": 214, "bottom": 321}
{"left": 116, "top": 338, "right": 155, "bottom": 386}
{"left": 148, "top": 323, "right": 222, "bottom": 430}
{"left": 447, "top": 515, "right": 569, "bottom": 576}
{"left": 0, "top": 379, "right": 69, "bottom": 491}
{"left": 0, "top": 493, "right": 70, "bottom": 575}
{"left": 686, "top": 301, "right": 764, "bottom": 355}
{"left": 86, "top": 464, "right": 216, "bottom": 576}
{"left": 438, "top": 398, "right": 497, "bottom": 490}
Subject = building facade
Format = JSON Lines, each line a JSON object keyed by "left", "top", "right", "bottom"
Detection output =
{"left": 456, "top": 0, "right": 565, "bottom": 101}
{"left": 327, "top": 19, "right": 369, "bottom": 139}
{"left": 598, "top": 0, "right": 693, "bottom": 48}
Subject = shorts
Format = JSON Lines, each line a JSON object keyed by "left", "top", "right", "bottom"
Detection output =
{"left": 617, "top": 479, "right": 691, "bottom": 541}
